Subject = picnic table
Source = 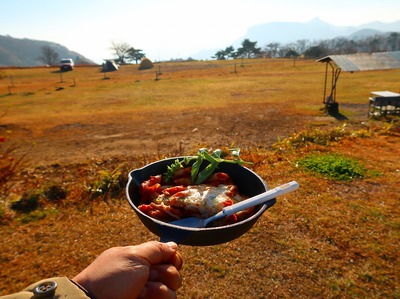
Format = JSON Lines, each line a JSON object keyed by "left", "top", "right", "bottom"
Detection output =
{"left": 368, "top": 90, "right": 400, "bottom": 117}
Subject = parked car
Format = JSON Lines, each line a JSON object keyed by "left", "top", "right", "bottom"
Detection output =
{"left": 60, "top": 58, "right": 74, "bottom": 71}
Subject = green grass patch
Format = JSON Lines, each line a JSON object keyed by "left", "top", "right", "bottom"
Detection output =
{"left": 15, "top": 208, "right": 59, "bottom": 224}
{"left": 296, "top": 153, "right": 368, "bottom": 181}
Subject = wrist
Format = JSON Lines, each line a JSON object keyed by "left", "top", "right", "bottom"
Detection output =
{"left": 72, "top": 273, "right": 94, "bottom": 298}
{"left": 69, "top": 278, "right": 94, "bottom": 299}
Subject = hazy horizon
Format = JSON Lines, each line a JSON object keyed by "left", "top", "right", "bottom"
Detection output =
{"left": 2, "top": 0, "right": 400, "bottom": 62}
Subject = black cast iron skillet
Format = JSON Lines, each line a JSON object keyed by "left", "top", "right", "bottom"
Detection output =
{"left": 126, "top": 157, "right": 275, "bottom": 246}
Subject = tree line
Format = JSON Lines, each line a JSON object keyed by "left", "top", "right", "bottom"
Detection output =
{"left": 38, "top": 31, "right": 399, "bottom": 66}
{"left": 214, "top": 32, "right": 400, "bottom": 60}
{"left": 37, "top": 42, "right": 146, "bottom": 66}
{"left": 109, "top": 41, "right": 145, "bottom": 64}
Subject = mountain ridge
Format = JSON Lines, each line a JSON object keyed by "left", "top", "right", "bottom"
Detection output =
{"left": 1, "top": 18, "right": 400, "bottom": 65}
{"left": 235, "top": 18, "right": 400, "bottom": 45}
{"left": 0, "top": 35, "right": 94, "bottom": 66}
{"left": 192, "top": 18, "right": 400, "bottom": 59}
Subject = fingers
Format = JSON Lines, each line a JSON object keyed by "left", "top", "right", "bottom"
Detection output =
{"left": 138, "top": 282, "right": 177, "bottom": 299}
{"left": 130, "top": 241, "right": 179, "bottom": 266}
{"left": 128, "top": 241, "right": 183, "bottom": 298}
{"left": 169, "top": 250, "right": 183, "bottom": 270}
{"left": 149, "top": 264, "right": 182, "bottom": 291}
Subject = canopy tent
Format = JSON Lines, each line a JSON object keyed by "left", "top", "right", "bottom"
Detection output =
{"left": 316, "top": 51, "right": 400, "bottom": 115}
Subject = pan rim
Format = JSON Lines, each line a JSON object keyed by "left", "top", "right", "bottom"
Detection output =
{"left": 126, "top": 156, "right": 270, "bottom": 232}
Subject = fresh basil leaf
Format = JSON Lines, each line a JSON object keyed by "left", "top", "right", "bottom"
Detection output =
{"left": 191, "top": 155, "right": 203, "bottom": 183}
{"left": 165, "top": 159, "right": 183, "bottom": 182}
{"left": 202, "top": 150, "right": 219, "bottom": 164}
{"left": 212, "top": 149, "right": 222, "bottom": 158}
{"left": 164, "top": 148, "right": 252, "bottom": 185}
{"left": 196, "top": 162, "right": 218, "bottom": 184}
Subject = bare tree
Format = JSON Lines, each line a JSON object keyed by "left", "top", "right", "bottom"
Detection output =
{"left": 294, "top": 39, "right": 309, "bottom": 54}
{"left": 387, "top": 32, "right": 400, "bottom": 51}
{"left": 110, "top": 41, "right": 131, "bottom": 64}
{"left": 264, "top": 42, "right": 281, "bottom": 58}
{"left": 37, "top": 45, "right": 59, "bottom": 65}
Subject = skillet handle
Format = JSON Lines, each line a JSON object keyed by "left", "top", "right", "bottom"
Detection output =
{"left": 158, "top": 225, "right": 193, "bottom": 244}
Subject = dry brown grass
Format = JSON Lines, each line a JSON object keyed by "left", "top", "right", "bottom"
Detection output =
{"left": 0, "top": 59, "right": 399, "bottom": 298}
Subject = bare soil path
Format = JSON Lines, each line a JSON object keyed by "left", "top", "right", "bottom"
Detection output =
{"left": 6, "top": 102, "right": 368, "bottom": 165}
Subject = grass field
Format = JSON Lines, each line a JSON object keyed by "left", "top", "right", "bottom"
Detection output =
{"left": 1, "top": 59, "right": 399, "bottom": 298}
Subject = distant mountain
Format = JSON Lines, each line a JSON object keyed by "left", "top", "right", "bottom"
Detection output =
{"left": 192, "top": 18, "right": 400, "bottom": 59}
{"left": 236, "top": 17, "right": 400, "bottom": 46}
{"left": 347, "top": 29, "right": 383, "bottom": 40}
{"left": 0, "top": 35, "right": 95, "bottom": 66}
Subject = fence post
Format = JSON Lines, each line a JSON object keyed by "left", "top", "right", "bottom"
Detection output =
{"left": 9, "top": 75, "right": 14, "bottom": 87}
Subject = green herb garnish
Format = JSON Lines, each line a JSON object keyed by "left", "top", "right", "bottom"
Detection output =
{"left": 165, "top": 156, "right": 192, "bottom": 183}
{"left": 165, "top": 148, "right": 252, "bottom": 184}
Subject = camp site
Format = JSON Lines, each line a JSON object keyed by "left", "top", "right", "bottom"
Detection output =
{"left": 1, "top": 56, "right": 399, "bottom": 298}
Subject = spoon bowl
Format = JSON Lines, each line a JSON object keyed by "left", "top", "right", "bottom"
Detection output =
{"left": 170, "top": 181, "right": 299, "bottom": 228}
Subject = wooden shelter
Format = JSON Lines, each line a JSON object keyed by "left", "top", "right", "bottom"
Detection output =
{"left": 316, "top": 51, "right": 400, "bottom": 115}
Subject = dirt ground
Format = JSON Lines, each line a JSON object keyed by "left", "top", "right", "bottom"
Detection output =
{"left": 2, "top": 82, "right": 400, "bottom": 297}
{"left": 6, "top": 102, "right": 368, "bottom": 166}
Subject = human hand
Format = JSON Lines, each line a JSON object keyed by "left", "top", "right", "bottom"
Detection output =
{"left": 72, "top": 241, "right": 183, "bottom": 299}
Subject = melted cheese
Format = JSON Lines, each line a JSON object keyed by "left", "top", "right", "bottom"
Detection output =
{"left": 154, "top": 184, "right": 245, "bottom": 218}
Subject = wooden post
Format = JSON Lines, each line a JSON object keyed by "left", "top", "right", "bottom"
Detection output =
{"left": 9, "top": 75, "right": 14, "bottom": 87}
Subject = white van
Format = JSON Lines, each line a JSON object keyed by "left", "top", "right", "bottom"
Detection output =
{"left": 60, "top": 58, "right": 74, "bottom": 71}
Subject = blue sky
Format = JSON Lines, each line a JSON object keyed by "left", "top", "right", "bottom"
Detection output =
{"left": 1, "top": 0, "right": 400, "bottom": 62}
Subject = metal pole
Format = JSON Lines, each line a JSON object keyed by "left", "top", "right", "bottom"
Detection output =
{"left": 323, "top": 62, "right": 328, "bottom": 103}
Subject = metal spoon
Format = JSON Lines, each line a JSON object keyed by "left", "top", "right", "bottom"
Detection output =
{"left": 169, "top": 181, "right": 299, "bottom": 228}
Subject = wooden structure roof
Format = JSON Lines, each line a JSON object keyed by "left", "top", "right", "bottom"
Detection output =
{"left": 317, "top": 51, "right": 400, "bottom": 72}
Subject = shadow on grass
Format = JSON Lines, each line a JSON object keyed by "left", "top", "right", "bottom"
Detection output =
{"left": 324, "top": 102, "right": 348, "bottom": 120}
{"left": 330, "top": 110, "right": 349, "bottom": 120}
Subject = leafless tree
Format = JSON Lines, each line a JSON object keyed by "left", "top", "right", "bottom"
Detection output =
{"left": 110, "top": 41, "right": 131, "bottom": 64}
{"left": 37, "top": 45, "right": 59, "bottom": 65}
{"left": 264, "top": 43, "right": 281, "bottom": 58}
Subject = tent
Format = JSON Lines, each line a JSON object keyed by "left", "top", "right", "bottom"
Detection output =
{"left": 138, "top": 58, "right": 154, "bottom": 70}
{"left": 102, "top": 59, "right": 119, "bottom": 72}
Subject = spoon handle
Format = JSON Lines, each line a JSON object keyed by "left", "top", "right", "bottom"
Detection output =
{"left": 222, "top": 181, "right": 299, "bottom": 217}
